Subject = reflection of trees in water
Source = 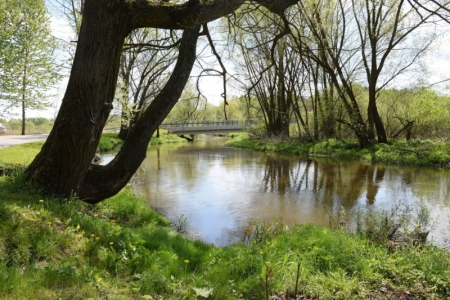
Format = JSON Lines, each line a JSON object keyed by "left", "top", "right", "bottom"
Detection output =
{"left": 263, "top": 156, "right": 291, "bottom": 195}
{"left": 365, "top": 166, "right": 386, "bottom": 205}
{"left": 261, "top": 156, "right": 387, "bottom": 209}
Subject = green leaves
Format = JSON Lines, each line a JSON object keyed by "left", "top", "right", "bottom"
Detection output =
{"left": 0, "top": 0, "right": 61, "bottom": 124}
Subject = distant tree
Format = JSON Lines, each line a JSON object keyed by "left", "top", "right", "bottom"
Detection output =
{"left": 0, "top": 0, "right": 60, "bottom": 134}
{"left": 232, "top": 6, "right": 296, "bottom": 138}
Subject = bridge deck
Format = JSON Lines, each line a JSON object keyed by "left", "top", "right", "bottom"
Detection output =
{"left": 159, "top": 120, "right": 250, "bottom": 134}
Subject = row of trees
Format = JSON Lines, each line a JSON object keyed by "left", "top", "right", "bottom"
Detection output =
{"left": 161, "top": 86, "right": 450, "bottom": 141}
{"left": 109, "top": 0, "right": 449, "bottom": 147}
{"left": 227, "top": 0, "right": 448, "bottom": 147}
{"left": 0, "top": 0, "right": 60, "bottom": 134}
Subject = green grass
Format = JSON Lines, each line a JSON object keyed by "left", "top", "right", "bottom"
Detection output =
{"left": 228, "top": 138, "right": 450, "bottom": 168}
{"left": 97, "top": 132, "right": 123, "bottom": 152}
{"left": 1, "top": 140, "right": 450, "bottom": 299}
{"left": 99, "top": 130, "right": 186, "bottom": 150}
{"left": 149, "top": 130, "right": 187, "bottom": 145}
{"left": 0, "top": 142, "right": 44, "bottom": 166}
{"left": 0, "top": 172, "right": 449, "bottom": 299}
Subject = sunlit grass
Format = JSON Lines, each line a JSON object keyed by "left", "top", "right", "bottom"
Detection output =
{"left": 0, "top": 141, "right": 44, "bottom": 166}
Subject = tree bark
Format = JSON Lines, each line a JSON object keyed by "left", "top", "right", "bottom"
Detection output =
{"left": 78, "top": 25, "right": 201, "bottom": 203}
{"left": 21, "top": 60, "right": 27, "bottom": 136}
{"left": 26, "top": 0, "right": 133, "bottom": 196}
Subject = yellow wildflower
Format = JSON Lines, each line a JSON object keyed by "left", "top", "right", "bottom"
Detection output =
{"left": 184, "top": 259, "right": 189, "bottom": 264}
{"left": 39, "top": 200, "right": 44, "bottom": 203}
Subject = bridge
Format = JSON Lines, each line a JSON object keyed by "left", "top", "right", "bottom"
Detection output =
{"left": 159, "top": 119, "right": 253, "bottom": 135}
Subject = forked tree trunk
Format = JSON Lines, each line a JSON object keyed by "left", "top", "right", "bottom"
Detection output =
{"left": 26, "top": 3, "right": 200, "bottom": 203}
{"left": 78, "top": 26, "right": 201, "bottom": 203}
{"left": 26, "top": 0, "right": 133, "bottom": 197}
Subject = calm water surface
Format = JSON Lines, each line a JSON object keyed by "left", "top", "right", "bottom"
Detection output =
{"left": 128, "top": 138, "right": 450, "bottom": 247}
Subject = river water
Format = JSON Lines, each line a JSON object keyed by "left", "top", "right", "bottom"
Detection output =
{"left": 127, "top": 137, "right": 450, "bottom": 247}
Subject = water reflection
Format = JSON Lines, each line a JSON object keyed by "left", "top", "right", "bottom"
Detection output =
{"left": 131, "top": 138, "right": 450, "bottom": 247}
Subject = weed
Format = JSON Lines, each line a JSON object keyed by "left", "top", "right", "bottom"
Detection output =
{"left": 355, "top": 202, "right": 435, "bottom": 248}
{"left": 173, "top": 213, "right": 188, "bottom": 233}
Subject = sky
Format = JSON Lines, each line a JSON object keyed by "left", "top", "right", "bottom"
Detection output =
{"left": 18, "top": 3, "right": 450, "bottom": 120}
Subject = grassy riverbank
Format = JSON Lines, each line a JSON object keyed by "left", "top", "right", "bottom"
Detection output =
{"left": 228, "top": 137, "right": 450, "bottom": 168}
{"left": 1, "top": 142, "right": 450, "bottom": 299}
{"left": 98, "top": 131, "right": 186, "bottom": 152}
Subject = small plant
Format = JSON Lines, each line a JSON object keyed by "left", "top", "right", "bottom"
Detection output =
{"left": 324, "top": 205, "right": 347, "bottom": 230}
{"left": 173, "top": 214, "right": 188, "bottom": 233}
{"left": 247, "top": 220, "right": 288, "bottom": 244}
{"left": 355, "top": 202, "right": 435, "bottom": 248}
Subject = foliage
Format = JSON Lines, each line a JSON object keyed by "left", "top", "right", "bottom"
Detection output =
{"left": 0, "top": 0, "right": 61, "bottom": 130}
{"left": 165, "top": 81, "right": 216, "bottom": 122}
{"left": 1, "top": 142, "right": 449, "bottom": 298}
{"left": 98, "top": 130, "right": 185, "bottom": 150}
{"left": 149, "top": 130, "right": 186, "bottom": 145}
{"left": 355, "top": 202, "right": 434, "bottom": 247}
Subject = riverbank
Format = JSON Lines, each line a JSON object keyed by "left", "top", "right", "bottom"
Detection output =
{"left": 227, "top": 137, "right": 450, "bottom": 168}
{"left": 1, "top": 142, "right": 450, "bottom": 299}
{"left": 98, "top": 131, "right": 186, "bottom": 152}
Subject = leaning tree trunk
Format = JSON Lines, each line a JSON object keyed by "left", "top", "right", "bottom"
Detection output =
{"left": 26, "top": 0, "right": 133, "bottom": 197}
{"left": 78, "top": 26, "right": 201, "bottom": 203}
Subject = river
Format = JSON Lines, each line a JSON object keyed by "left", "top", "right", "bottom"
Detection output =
{"left": 124, "top": 137, "right": 450, "bottom": 247}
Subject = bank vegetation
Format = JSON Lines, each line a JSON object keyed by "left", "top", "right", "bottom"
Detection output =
{"left": 1, "top": 142, "right": 450, "bottom": 299}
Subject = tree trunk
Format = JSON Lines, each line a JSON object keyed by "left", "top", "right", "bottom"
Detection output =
{"left": 373, "top": 103, "right": 387, "bottom": 143}
{"left": 78, "top": 26, "right": 200, "bottom": 203}
{"left": 367, "top": 97, "right": 376, "bottom": 143}
{"left": 26, "top": 0, "right": 133, "bottom": 197}
{"left": 21, "top": 55, "right": 27, "bottom": 136}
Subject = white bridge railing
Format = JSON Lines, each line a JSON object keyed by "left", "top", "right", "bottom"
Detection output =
{"left": 159, "top": 119, "right": 254, "bottom": 134}
{"left": 160, "top": 119, "right": 241, "bottom": 128}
